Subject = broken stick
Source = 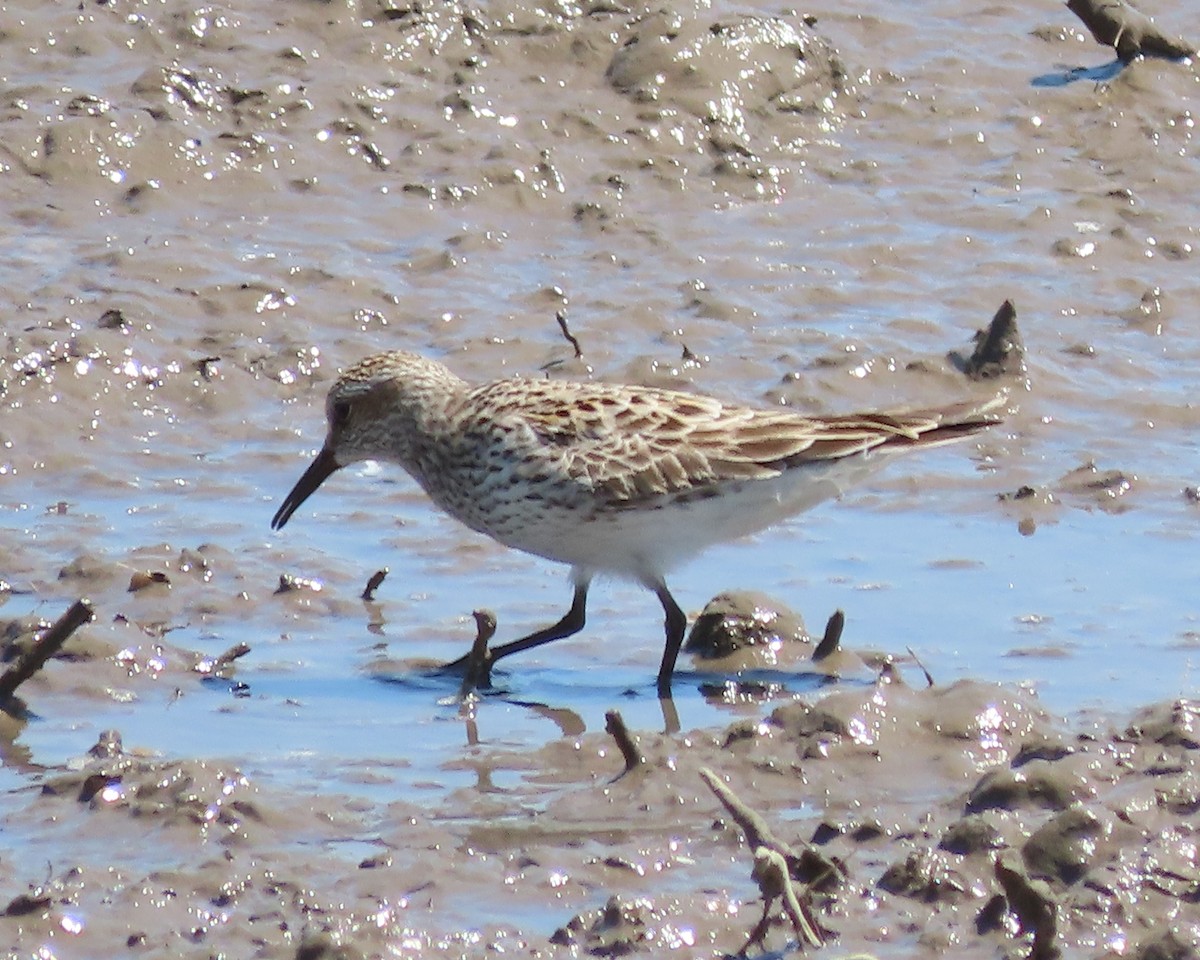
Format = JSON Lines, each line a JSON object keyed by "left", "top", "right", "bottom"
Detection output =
{"left": 700, "top": 766, "right": 798, "bottom": 858}
{"left": 700, "top": 768, "right": 824, "bottom": 950}
{"left": 744, "top": 846, "right": 822, "bottom": 950}
{"left": 361, "top": 568, "right": 388, "bottom": 602}
{"left": 555, "top": 311, "right": 584, "bottom": 360}
{"left": 0, "top": 599, "right": 95, "bottom": 702}
{"left": 458, "top": 609, "right": 497, "bottom": 698}
{"left": 604, "top": 709, "right": 644, "bottom": 777}
{"left": 811, "top": 610, "right": 845, "bottom": 663}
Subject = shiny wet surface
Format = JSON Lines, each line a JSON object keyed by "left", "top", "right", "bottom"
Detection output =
{"left": 1, "top": 0, "right": 1198, "bottom": 954}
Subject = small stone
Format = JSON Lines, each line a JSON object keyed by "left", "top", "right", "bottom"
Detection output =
{"left": 128, "top": 570, "right": 171, "bottom": 592}
{"left": 940, "top": 814, "right": 1002, "bottom": 855}
{"left": 1022, "top": 805, "right": 1105, "bottom": 885}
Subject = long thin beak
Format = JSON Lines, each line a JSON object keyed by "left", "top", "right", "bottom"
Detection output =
{"left": 271, "top": 445, "right": 340, "bottom": 530}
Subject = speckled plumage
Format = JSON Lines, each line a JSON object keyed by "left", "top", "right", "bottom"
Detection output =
{"left": 272, "top": 350, "right": 1002, "bottom": 696}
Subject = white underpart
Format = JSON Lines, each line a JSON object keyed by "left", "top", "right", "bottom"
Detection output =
{"left": 488, "top": 453, "right": 892, "bottom": 583}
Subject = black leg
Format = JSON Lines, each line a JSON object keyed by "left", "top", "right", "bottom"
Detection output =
{"left": 442, "top": 577, "right": 590, "bottom": 673}
{"left": 651, "top": 580, "right": 687, "bottom": 699}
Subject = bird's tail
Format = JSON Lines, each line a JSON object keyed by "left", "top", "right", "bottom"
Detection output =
{"left": 881, "top": 391, "right": 1007, "bottom": 451}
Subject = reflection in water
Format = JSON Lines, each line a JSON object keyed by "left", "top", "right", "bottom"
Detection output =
{"left": 456, "top": 690, "right": 588, "bottom": 745}
{"left": 510, "top": 700, "right": 587, "bottom": 738}
{"left": 1031, "top": 59, "right": 1124, "bottom": 87}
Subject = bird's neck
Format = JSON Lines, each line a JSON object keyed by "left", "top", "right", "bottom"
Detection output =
{"left": 393, "top": 378, "right": 463, "bottom": 482}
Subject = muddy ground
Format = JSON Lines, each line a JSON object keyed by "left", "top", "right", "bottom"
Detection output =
{"left": 1, "top": 0, "right": 1199, "bottom": 956}
{"left": 4, "top": 615, "right": 1200, "bottom": 957}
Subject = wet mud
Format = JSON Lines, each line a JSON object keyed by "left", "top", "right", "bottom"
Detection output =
{"left": 2, "top": 0, "right": 1199, "bottom": 956}
{"left": 4, "top": 649, "right": 1200, "bottom": 957}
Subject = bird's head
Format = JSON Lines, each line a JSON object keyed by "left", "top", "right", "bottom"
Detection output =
{"left": 270, "top": 351, "right": 462, "bottom": 530}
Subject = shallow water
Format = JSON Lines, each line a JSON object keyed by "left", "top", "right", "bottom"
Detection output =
{"left": 1, "top": 0, "right": 1198, "bottom": 952}
{"left": 2, "top": 0, "right": 1197, "bottom": 776}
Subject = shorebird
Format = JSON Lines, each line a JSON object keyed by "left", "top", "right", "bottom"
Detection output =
{"left": 271, "top": 350, "right": 1001, "bottom": 697}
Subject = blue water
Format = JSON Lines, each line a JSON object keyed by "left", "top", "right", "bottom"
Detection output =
{"left": 4, "top": 428, "right": 1196, "bottom": 810}
{"left": 1, "top": 0, "right": 1197, "bottom": 872}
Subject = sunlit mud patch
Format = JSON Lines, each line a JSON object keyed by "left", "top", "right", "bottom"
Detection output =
{"left": 41, "top": 749, "right": 260, "bottom": 837}
{"left": 607, "top": 5, "right": 852, "bottom": 179}
{"left": 0, "top": 320, "right": 325, "bottom": 484}
{"left": 338, "top": 0, "right": 856, "bottom": 205}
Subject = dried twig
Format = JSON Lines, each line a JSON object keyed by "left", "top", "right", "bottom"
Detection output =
{"left": 458, "top": 610, "right": 497, "bottom": 698}
{"left": 213, "top": 642, "right": 252, "bottom": 674}
{"left": 741, "top": 846, "right": 823, "bottom": 951}
{"left": 700, "top": 766, "right": 797, "bottom": 858}
{"left": 555, "top": 311, "right": 583, "bottom": 359}
{"left": 0, "top": 600, "right": 95, "bottom": 702}
{"left": 361, "top": 568, "right": 388, "bottom": 601}
{"left": 604, "top": 709, "right": 644, "bottom": 778}
{"left": 906, "top": 646, "right": 935, "bottom": 688}
{"left": 700, "top": 768, "right": 825, "bottom": 951}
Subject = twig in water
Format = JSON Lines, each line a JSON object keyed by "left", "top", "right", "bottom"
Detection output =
{"left": 361, "top": 568, "right": 388, "bottom": 601}
{"left": 555, "top": 311, "right": 583, "bottom": 360}
{"left": 0, "top": 599, "right": 95, "bottom": 703}
{"left": 906, "top": 646, "right": 935, "bottom": 688}
{"left": 458, "top": 610, "right": 497, "bottom": 699}
{"left": 811, "top": 610, "right": 845, "bottom": 662}
{"left": 213, "top": 642, "right": 252, "bottom": 675}
{"left": 604, "top": 709, "right": 644, "bottom": 778}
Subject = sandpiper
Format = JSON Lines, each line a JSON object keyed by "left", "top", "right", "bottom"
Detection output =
{"left": 271, "top": 350, "right": 1002, "bottom": 697}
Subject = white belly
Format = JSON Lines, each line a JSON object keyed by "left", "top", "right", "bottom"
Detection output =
{"left": 486, "top": 455, "right": 889, "bottom": 582}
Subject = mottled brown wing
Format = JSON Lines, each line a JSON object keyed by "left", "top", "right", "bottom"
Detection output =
{"left": 469, "top": 378, "right": 1000, "bottom": 508}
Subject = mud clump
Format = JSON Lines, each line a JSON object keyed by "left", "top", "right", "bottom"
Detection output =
{"left": 606, "top": 8, "right": 850, "bottom": 174}
{"left": 551, "top": 895, "right": 661, "bottom": 954}
{"left": 956, "top": 299, "right": 1027, "bottom": 382}
{"left": 685, "top": 589, "right": 808, "bottom": 662}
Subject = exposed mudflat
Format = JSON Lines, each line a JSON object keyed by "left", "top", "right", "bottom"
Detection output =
{"left": 1, "top": 0, "right": 1198, "bottom": 956}
{"left": 5, "top": 651, "right": 1200, "bottom": 957}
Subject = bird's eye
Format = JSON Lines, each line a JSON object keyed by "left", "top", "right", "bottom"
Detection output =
{"left": 331, "top": 400, "right": 351, "bottom": 428}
